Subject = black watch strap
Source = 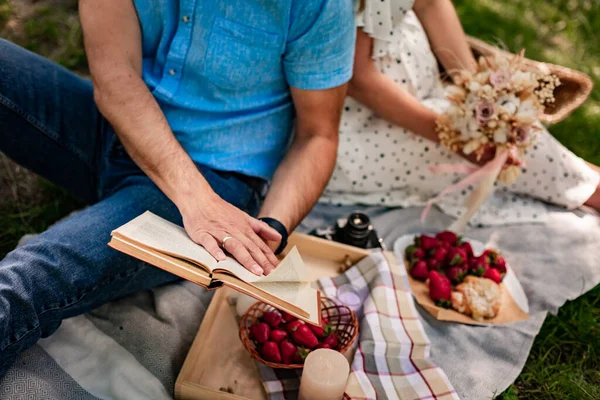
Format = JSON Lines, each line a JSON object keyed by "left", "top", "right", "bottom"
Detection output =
{"left": 258, "top": 217, "right": 288, "bottom": 255}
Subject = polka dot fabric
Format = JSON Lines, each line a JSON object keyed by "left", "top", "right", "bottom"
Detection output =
{"left": 321, "top": 4, "right": 600, "bottom": 226}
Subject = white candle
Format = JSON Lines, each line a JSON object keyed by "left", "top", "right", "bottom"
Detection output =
{"left": 298, "top": 349, "right": 350, "bottom": 400}
{"left": 235, "top": 293, "right": 259, "bottom": 317}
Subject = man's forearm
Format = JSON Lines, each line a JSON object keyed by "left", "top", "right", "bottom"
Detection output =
{"left": 258, "top": 133, "right": 338, "bottom": 232}
{"left": 93, "top": 70, "right": 214, "bottom": 210}
{"left": 81, "top": 0, "right": 213, "bottom": 211}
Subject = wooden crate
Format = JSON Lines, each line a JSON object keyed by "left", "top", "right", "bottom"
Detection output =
{"left": 175, "top": 233, "right": 371, "bottom": 400}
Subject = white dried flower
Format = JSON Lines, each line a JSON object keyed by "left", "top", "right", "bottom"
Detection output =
{"left": 495, "top": 94, "right": 520, "bottom": 115}
{"left": 511, "top": 70, "right": 536, "bottom": 88}
{"left": 498, "top": 166, "right": 521, "bottom": 184}
{"left": 446, "top": 85, "right": 467, "bottom": 102}
{"left": 463, "top": 139, "right": 480, "bottom": 155}
{"left": 468, "top": 81, "right": 482, "bottom": 93}
{"left": 515, "top": 98, "right": 538, "bottom": 124}
{"left": 475, "top": 71, "right": 491, "bottom": 84}
{"left": 494, "top": 129, "right": 508, "bottom": 144}
{"left": 466, "top": 119, "right": 481, "bottom": 138}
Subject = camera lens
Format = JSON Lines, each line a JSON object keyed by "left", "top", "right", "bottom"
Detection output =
{"left": 335, "top": 212, "right": 372, "bottom": 248}
{"left": 347, "top": 212, "right": 370, "bottom": 231}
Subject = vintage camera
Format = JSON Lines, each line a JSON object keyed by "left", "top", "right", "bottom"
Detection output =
{"left": 312, "top": 211, "right": 385, "bottom": 250}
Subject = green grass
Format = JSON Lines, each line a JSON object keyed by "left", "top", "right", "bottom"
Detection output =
{"left": 454, "top": 1, "right": 600, "bottom": 398}
{"left": 23, "top": 5, "right": 86, "bottom": 71}
{"left": 0, "top": 179, "right": 82, "bottom": 257}
{"left": 0, "top": 1, "right": 599, "bottom": 399}
{"left": 0, "top": 0, "right": 12, "bottom": 28}
{"left": 498, "top": 285, "right": 600, "bottom": 399}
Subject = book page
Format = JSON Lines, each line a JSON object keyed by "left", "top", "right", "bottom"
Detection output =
{"left": 213, "top": 246, "right": 308, "bottom": 284}
{"left": 217, "top": 274, "right": 320, "bottom": 325}
{"left": 214, "top": 257, "right": 263, "bottom": 283}
{"left": 254, "top": 281, "right": 320, "bottom": 325}
{"left": 112, "top": 211, "right": 218, "bottom": 271}
{"left": 257, "top": 247, "right": 309, "bottom": 283}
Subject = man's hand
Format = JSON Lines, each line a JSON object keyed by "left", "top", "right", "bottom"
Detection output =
{"left": 180, "top": 192, "right": 281, "bottom": 276}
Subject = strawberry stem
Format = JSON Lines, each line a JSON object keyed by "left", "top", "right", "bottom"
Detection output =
{"left": 435, "top": 299, "right": 452, "bottom": 309}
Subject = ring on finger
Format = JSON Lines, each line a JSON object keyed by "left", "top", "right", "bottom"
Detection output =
{"left": 221, "top": 235, "right": 234, "bottom": 247}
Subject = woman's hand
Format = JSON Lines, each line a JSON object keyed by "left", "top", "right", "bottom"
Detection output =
{"left": 180, "top": 192, "right": 281, "bottom": 276}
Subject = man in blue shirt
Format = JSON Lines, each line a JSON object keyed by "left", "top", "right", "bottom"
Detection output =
{"left": 0, "top": 0, "right": 354, "bottom": 375}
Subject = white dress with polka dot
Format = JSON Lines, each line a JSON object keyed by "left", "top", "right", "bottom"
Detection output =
{"left": 320, "top": 0, "right": 599, "bottom": 226}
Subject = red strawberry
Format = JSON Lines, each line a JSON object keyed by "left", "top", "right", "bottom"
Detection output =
{"left": 436, "top": 231, "right": 458, "bottom": 245}
{"left": 285, "top": 320, "right": 303, "bottom": 334}
{"left": 291, "top": 324, "right": 319, "bottom": 349}
{"left": 483, "top": 249, "right": 499, "bottom": 265}
{"left": 410, "top": 260, "right": 429, "bottom": 280}
{"left": 308, "top": 318, "right": 332, "bottom": 338}
{"left": 262, "top": 311, "right": 283, "bottom": 328}
{"left": 469, "top": 256, "right": 489, "bottom": 277}
{"left": 293, "top": 347, "right": 310, "bottom": 364}
{"left": 260, "top": 341, "right": 281, "bottom": 363}
{"left": 428, "top": 270, "right": 452, "bottom": 308}
{"left": 447, "top": 266, "right": 466, "bottom": 284}
{"left": 439, "top": 241, "right": 452, "bottom": 249}
{"left": 308, "top": 324, "right": 324, "bottom": 337}
{"left": 269, "top": 329, "right": 288, "bottom": 343}
{"left": 483, "top": 267, "right": 503, "bottom": 284}
{"left": 280, "top": 311, "right": 297, "bottom": 323}
{"left": 250, "top": 322, "right": 270, "bottom": 344}
{"left": 431, "top": 247, "right": 449, "bottom": 263}
{"left": 427, "top": 258, "right": 443, "bottom": 271}
{"left": 417, "top": 235, "right": 440, "bottom": 250}
{"left": 458, "top": 242, "right": 474, "bottom": 259}
{"left": 493, "top": 255, "right": 507, "bottom": 275}
{"left": 412, "top": 248, "right": 426, "bottom": 260}
{"left": 280, "top": 340, "right": 297, "bottom": 364}
{"left": 322, "top": 333, "right": 340, "bottom": 349}
{"left": 317, "top": 343, "right": 332, "bottom": 349}
{"left": 446, "top": 247, "right": 467, "bottom": 266}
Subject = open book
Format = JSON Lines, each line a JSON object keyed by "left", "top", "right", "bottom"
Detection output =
{"left": 108, "top": 211, "right": 321, "bottom": 325}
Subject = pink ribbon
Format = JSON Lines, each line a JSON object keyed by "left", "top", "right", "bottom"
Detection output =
{"left": 420, "top": 150, "right": 510, "bottom": 223}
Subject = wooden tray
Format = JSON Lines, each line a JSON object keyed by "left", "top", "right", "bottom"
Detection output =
{"left": 175, "top": 233, "right": 371, "bottom": 400}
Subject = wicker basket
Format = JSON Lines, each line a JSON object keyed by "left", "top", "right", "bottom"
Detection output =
{"left": 464, "top": 36, "right": 593, "bottom": 125}
{"left": 239, "top": 297, "right": 358, "bottom": 369}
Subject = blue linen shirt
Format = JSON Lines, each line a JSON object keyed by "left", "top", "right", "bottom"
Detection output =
{"left": 133, "top": 0, "right": 355, "bottom": 180}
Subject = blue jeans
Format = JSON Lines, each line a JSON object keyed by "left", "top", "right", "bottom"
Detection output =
{"left": 0, "top": 39, "right": 266, "bottom": 376}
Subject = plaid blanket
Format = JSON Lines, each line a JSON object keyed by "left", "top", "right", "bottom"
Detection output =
{"left": 256, "top": 251, "right": 459, "bottom": 400}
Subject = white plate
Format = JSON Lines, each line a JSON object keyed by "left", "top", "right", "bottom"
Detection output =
{"left": 393, "top": 234, "right": 529, "bottom": 314}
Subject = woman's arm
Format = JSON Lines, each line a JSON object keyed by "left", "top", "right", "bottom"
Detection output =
{"left": 348, "top": 29, "right": 439, "bottom": 143}
{"left": 414, "top": 0, "right": 477, "bottom": 77}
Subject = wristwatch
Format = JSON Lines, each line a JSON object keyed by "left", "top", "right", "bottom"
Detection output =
{"left": 258, "top": 217, "right": 288, "bottom": 255}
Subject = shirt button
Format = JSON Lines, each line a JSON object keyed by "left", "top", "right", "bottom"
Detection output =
{"left": 169, "top": 68, "right": 176, "bottom": 76}
{"left": 182, "top": 15, "right": 190, "bottom": 23}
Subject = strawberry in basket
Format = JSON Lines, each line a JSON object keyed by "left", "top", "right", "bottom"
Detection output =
{"left": 241, "top": 300, "right": 357, "bottom": 367}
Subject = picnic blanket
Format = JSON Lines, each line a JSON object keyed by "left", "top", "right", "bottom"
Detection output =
{"left": 256, "top": 251, "right": 458, "bottom": 400}
{"left": 2, "top": 203, "right": 600, "bottom": 399}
